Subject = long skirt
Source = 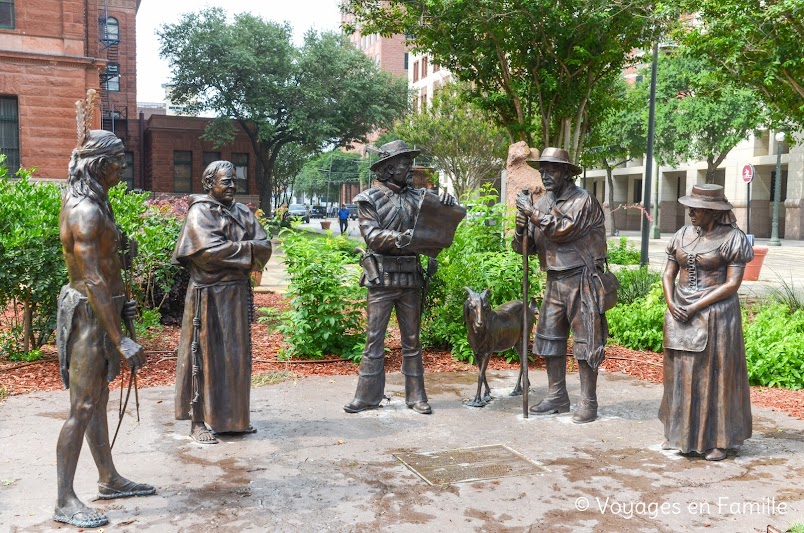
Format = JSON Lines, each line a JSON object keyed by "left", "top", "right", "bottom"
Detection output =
{"left": 659, "top": 293, "right": 752, "bottom": 453}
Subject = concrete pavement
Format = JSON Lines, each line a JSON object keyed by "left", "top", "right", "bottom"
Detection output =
{"left": 4, "top": 219, "right": 803, "bottom": 531}
{"left": 2, "top": 369, "right": 803, "bottom": 532}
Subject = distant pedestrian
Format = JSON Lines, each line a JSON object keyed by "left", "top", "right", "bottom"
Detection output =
{"left": 338, "top": 203, "right": 350, "bottom": 234}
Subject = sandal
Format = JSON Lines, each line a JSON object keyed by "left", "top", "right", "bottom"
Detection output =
{"left": 53, "top": 509, "right": 109, "bottom": 528}
{"left": 97, "top": 480, "right": 156, "bottom": 500}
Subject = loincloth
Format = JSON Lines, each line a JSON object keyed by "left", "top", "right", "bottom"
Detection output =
{"left": 56, "top": 285, "right": 124, "bottom": 389}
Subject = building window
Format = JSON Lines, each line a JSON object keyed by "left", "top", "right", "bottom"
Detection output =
{"left": 412, "top": 61, "right": 419, "bottom": 82}
{"left": 421, "top": 56, "right": 428, "bottom": 78}
{"left": 433, "top": 63, "right": 440, "bottom": 73}
{"left": 232, "top": 153, "right": 249, "bottom": 193}
{"left": 174, "top": 151, "right": 192, "bottom": 193}
{"left": 633, "top": 179, "right": 643, "bottom": 203}
{"left": 420, "top": 88, "right": 427, "bottom": 111}
{"left": 202, "top": 151, "right": 221, "bottom": 169}
{"left": 0, "top": 0, "right": 14, "bottom": 29}
{"left": 0, "top": 96, "right": 19, "bottom": 176}
{"left": 101, "top": 16, "right": 119, "bottom": 44}
{"left": 103, "top": 63, "right": 120, "bottom": 92}
{"left": 403, "top": 53, "right": 408, "bottom": 70}
{"left": 122, "top": 151, "right": 134, "bottom": 189}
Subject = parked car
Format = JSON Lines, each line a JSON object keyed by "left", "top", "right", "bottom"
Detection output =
{"left": 310, "top": 205, "right": 327, "bottom": 219}
{"left": 345, "top": 203, "right": 358, "bottom": 220}
{"left": 285, "top": 204, "right": 310, "bottom": 223}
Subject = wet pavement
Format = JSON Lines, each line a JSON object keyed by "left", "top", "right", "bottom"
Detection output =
{"left": 1, "top": 369, "right": 803, "bottom": 532}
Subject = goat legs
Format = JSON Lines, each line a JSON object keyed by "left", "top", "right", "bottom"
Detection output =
{"left": 467, "top": 354, "right": 492, "bottom": 407}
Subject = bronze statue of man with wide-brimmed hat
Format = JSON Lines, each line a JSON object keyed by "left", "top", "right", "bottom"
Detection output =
{"left": 513, "top": 147, "right": 612, "bottom": 423}
{"left": 344, "top": 140, "right": 460, "bottom": 415}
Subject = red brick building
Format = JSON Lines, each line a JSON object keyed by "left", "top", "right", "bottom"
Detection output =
{"left": 143, "top": 114, "right": 259, "bottom": 205}
{"left": 0, "top": 0, "right": 260, "bottom": 205}
{"left": 0, "top": 0, "right": 141, "bottom": 182}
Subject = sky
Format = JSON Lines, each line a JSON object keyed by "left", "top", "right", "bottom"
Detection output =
{"left": 135, "top": 1, "right": 343, "bottom": 103}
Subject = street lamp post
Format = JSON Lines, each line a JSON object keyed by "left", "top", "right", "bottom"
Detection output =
{"left": 768, "top": 132, "right": 785, "bottom": 246}
{"left": 640, "top": 41, "right": 659, "bottom": 265}
{"left": 650, "top": 163, "right": 661, "bottom": 239}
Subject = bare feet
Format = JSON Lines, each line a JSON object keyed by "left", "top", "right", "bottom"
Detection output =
{"left": 191, "top": 422, "right": 218, "bottom": 444}
{"left": 97, "top": 476, "right": 156, "bottom": 500}
{"left": 54, "top": 498, "right": 108, "bottom": 528}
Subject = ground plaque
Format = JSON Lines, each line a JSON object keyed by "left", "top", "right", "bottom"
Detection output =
{"left": 394, "top": 444, "right": 545, "bottom": 485}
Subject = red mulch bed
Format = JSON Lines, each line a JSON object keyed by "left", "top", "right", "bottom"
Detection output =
{"left": 1, "top": 293, "right": 802, "bottom": 420}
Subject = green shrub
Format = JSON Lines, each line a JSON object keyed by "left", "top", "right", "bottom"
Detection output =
{"left": 109, "top": 186, "right": 185, "bottom": 324}
{"left": 607, "top": 236, "right": 641, "bottom": 265}
{"left": 606, "top": 281, "right": 665, "bottom": 352}
{"left": 743, "top": 303, "right": 804, "bottom": 389}
{"left": 615, "top": 266, "right": 662, "bottom": 305}
{"left": 264, "top": 228, "right": 365, "bottom": 360}
{"left": 422, "top": 185, "right": 545, "bottom": 363}
{"left": 0, "top": 160, "right": 66, "bottom": 359}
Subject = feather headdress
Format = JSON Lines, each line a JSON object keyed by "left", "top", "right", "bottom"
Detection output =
{"left": 75, "top": 89, "right": 97, "bottom": 148}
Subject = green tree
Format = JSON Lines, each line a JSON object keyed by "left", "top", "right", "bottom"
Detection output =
{"left": 343, "top": 0, "right": 668, "bottom": 162}
{"left": 272, "top": 144, "right": 312, "bottom": 208}
{"left": 294, "top": 151, "right": 371, "bottom": 201}
{"left": 158, "top": 8, "right": 409, "bottom": 210}
{"left": 582, "top": 77, "right": 647, "bottom": 234}
{"left": 629, "top": 50, "right": 764, "bottom": 182}
{"left": 678, "top": 0, "right": 804, "bottom": 129}
{"left": 391, "top": 83, "right": 509, "bottom": 200}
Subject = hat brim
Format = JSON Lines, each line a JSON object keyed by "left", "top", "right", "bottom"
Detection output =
{"left": 678, "top": 196, "right": 733, "bottom": 211}
{"left": 526, "top": 158, "right": 583, "bottom": 176}
{"left": 370, "top": 149, "right": 421, "bottom": 171}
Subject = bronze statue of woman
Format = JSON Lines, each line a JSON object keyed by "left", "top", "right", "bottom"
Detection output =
{"left": 660, "top": 184, "right": 753, "bottom": 461}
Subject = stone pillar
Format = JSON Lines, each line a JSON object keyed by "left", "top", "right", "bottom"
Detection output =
{"left": 504, "top": 142, "right": 542, "bottom": 208}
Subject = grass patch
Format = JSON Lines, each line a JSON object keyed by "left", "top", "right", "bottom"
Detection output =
{"left": 0, "top": 386, "right": 6, "bottom": 402}
{"left": 252, "top": 371, "right": 294, "bottom": 387}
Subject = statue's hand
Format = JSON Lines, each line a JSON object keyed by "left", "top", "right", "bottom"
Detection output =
{"left": 119, "top": 337, "right": 146, "bottom": 368}
{"left": 122, "top": 299, "right": 137, "bottom": 321}
{"left": 515, "top": 212, "right": 528, "bottom": 234}
{"left": 396, "top": 229, "right": 413, "bottom": 248}
{"left": 439, "top": 191, "right": 456, "bottom": 206}
{"left": 515, "top": 191, "right": 533, "bottom": 217}
{"left": 668, "top": 301, "right": 689, "bottom": 323}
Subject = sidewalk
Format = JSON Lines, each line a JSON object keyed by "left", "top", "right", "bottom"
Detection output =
{"left": 1, "top": 370, "right": 803, "bottom": 531}
{"left": 3, "top": 221, "right": 804, "bottom": 531}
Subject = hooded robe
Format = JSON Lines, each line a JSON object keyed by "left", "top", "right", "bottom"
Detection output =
{"left": 172, "top": 195, "right": 272, "bottom": 432}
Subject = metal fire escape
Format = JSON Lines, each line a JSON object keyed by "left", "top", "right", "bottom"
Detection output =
{"left": 98, "top": 0, "right": 126, "bottom": 133}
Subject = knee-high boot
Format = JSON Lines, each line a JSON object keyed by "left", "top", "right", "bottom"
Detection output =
{"left": 402, "top": 355, "right": 431, "bottom": 414}
{"left": 572, "top": 359, "right": 598, "bottom": 424}
{"left": 530, "top": 356, "right": 570, "bottom": 415}
{"left": 343, "top": 356, "right": 385, "bottom": 413}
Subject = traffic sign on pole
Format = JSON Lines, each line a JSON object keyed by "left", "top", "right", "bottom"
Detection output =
{"left": 741, "top": 164, "right": 755, "bottom": 184}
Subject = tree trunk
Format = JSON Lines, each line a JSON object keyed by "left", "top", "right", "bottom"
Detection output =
{"left": 22, "top": 298, "right": 31, "bottom": 354}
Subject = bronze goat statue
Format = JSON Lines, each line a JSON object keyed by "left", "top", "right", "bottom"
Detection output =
{"left": 463, "top": 287, "right": 537, "bottom": 407}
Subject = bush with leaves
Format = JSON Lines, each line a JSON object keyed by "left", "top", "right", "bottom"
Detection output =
{"left": 0, "top": 160, "right": 66, "bottom": 360}
{"left": 264, "top": 228, "right": 365, "bottom": 360}
{"left": 607, "top": 236, "right": 641, "bottom": 265}
{"left": 108, "top": 187, "right": 186, "bottom": 324}
{"left": 614, "top": 266, "right": 662, "bottom": 306}
{"left": 422, "top": 186, "right": 545, "bottom": 363}
{"left": 605, "top": 281, "right": 666, "bottom": 352}
{"left": 743, "top": 303, "right": 804, "bottom": 390}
